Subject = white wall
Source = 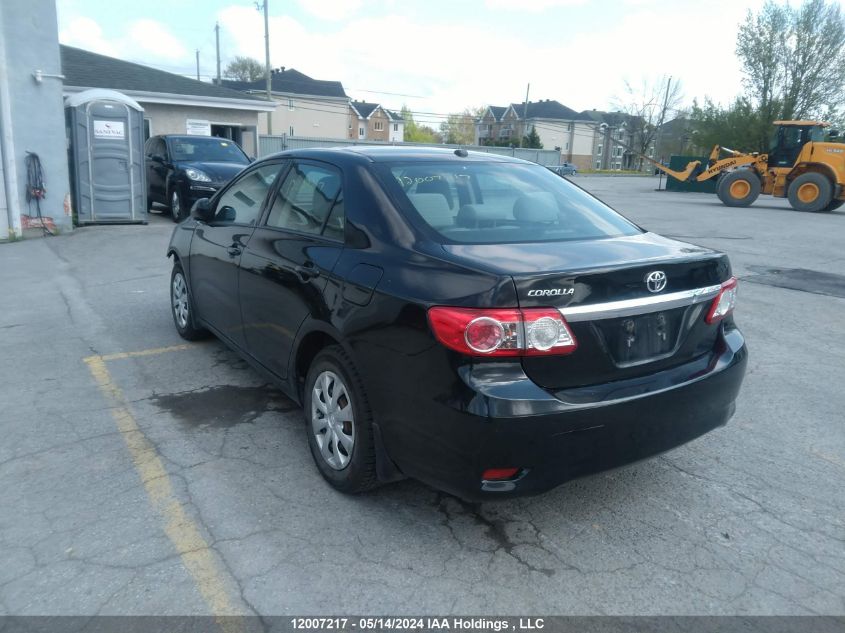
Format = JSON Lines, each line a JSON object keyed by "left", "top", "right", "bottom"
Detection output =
{"left": 390, "top": 120, "right": 404, "bottom": 142}
{"left": 0, "top": 0, "right": 72, "bottom": 235}
{"left": 140, "top": 103, "right": 260, "bottom": 156}
{"left": 261, "top": 94, "right": 349, "bottom": 139}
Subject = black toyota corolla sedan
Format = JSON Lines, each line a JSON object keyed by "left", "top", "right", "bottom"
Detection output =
{"left": 166, "top": 146, "right": 747, "bottom": 500}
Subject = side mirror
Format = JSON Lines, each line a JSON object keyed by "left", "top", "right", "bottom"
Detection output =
{"left": 216, "top": 205, "right": 237, "bottom": 223}
{"left": 191, "top": 198, "right": 213, "bottom": 222}
{"left": 150, "top": 154, "right": 164, "bottom": 164}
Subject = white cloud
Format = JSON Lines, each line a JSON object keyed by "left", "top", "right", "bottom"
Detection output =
{"left": 59, "top": 16, "right": 119, "bottom": 57}
{"left": 296, "top": 0, "right": 363, "bottom": 21}
{"left": 60, "top": 1, "right": 761, "bottom": 120}
{"left": 484, "top": 0, "right": 587, "bottom": 10}
{"left": 127, "top": 19, "right": 189, "bottom": 61}
{"left": 59, "top": 15, "right": 193, "bottom": 73}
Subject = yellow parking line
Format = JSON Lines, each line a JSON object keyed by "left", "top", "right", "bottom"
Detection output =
{"left": 95, "top": 344, "right": 191, "bottom": 362}
{"left": 83, "top": 353, "right": 244, "bottom": 629}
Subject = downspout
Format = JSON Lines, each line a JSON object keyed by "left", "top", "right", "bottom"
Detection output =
{"left": 0, "top": 3, "right": 22, "bottom": 238}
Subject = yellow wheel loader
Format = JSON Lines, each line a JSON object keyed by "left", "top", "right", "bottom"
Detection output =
{"left": 650, "top": 121, "right": 845, "bottom": 213}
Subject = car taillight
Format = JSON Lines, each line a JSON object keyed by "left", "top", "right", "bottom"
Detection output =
{"left": 427, "top": 307, "right": 577, "bottom": 357}
{"left": 706, "top": 277, "right": 738, "bottom": 324}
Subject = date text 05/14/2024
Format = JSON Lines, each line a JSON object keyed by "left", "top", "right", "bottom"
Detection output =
{"left": 290, "top": 618, "right": 546, "bottom": 631}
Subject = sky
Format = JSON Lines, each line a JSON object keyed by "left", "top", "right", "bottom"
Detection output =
{"left": 55, "top": 0, "right": 795, "bottom": 127}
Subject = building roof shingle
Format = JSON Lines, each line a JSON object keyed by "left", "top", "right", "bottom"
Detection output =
{"left": 60, "top": 45, "right": 266, "bottom": 102}
{"left": 350, "top": 101, "right": 380, "bottom": 119}
{"left": 509, "top": 100, "right": 589, "bottom": 121}
{"left": 223, "top": 68, "right": 347, "bottom": 99}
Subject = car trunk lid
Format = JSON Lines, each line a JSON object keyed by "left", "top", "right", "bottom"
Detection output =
{"left": 441, "top": 233, "right": 731, "bottom": 389}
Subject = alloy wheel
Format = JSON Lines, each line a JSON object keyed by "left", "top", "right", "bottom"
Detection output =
{"left": 172, "top": 272, "right": 189, "bottom": 329}
{"left": 311, "top": 371, "right": 355, "bottom": 470}
{"left": 171, "top": 191, "right": 181, "bottom": 220}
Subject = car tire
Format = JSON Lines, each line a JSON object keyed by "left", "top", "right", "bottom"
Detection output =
{"left": 717, "top": 170, "right": 761, "bottom": 207}
{"left": 170, "top": 261, "right": 208, "bottom": 341}
{"left": 824, "top": 199, "right": 844, "bottom": 211}
{"left": 170, "top": 188, "right": 185, "bottom": 222}
{"left": 304, "top": 345, "right": 379, "bottom": 494}
{"left": 787, "top": 173, "right": 834, "bottom": 213}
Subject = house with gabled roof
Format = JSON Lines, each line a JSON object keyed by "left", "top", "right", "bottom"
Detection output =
{"left": 580, "top": 109, "right": 654, "bottom": 171}
{"left": 475, "top": 105, "right": 509, "bottom": 144}
{"left": 223, "top": 67, "right": 349, "bottom": 139}
{"left": 348, "top": 101, "right": 404, "bottom": 142}
{"left": 60, "top": 45, "right": 275, "bottom": 157}
{"left": 476, "top": 100, "right": 598, "bottom": 170}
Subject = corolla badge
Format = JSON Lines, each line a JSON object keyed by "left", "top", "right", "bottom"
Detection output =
{"left": 645, "top": 270, "right": 667, "bottom": 293}
{"left": 527, "top": 288, "right": 574, "bottom": 297}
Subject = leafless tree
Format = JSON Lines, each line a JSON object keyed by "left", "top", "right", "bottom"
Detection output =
{"left": 613, "top": 76, "right": 684, "bottom": 168}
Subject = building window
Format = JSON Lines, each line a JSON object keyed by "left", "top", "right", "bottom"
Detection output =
{"left": 568, "top": 122, "right": 573, "bottom": 131}
{"left": 374, "top": 121, "right": 383, "bottom": 131}
{"left": 349, "top": 123, "right": 352, "bottom": 130}
{"left": 359, "top": 127, "right": 364, "bottom": 137}
{"left": 288, "top": 98, "right": 294, "bottom": 111}
{"left": 289, "top": 126, "right": 294, "bottom": 136}
{"left": 595, "top": 160, "right": 601, "bottom": 169}
{"left": 565, "top": 142, "right": 569, "bottom": 150}
{"left": 597, "top": 144, "right": 602, "bottom": 156}
{"left": 394, "top": 123, "right": 398, "bottom": 132}
{"left": 143, "top": 118, "right": 152, "bottom": 140}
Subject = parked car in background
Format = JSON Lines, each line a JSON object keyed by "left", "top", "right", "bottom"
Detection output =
{"left": 549, "top": 162, "right": 577, "bottom": 176}
{"left": 167, "top": 146, "right": 747, "bottom": 501}
{"left": 145, "top": 135, "right": 251, "bottom": 222}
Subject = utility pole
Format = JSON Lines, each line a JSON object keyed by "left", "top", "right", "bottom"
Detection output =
{"left": 520, "top": 83, "right": 530, "bottom": 148}
{"left": 195, "top": 49, "right": 200, "bottom": 81}
{"left": 257, "top": 0, "right": 273, "bottom": 135}
{"left": 215, "top": 22, "right": 221, "bottom": 85}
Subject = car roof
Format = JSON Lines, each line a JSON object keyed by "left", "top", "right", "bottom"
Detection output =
{"left": 261, "top": 145, "right": 531, "bottom": 166}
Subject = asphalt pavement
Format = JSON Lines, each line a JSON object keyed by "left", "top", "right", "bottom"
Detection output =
{"left": 0, "top": 176, "right": 843, "bottom": 617}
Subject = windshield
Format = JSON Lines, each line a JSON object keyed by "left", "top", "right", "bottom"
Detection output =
{"left": 169, "top": 137, "right": 248, "bottom": 163}
{"left": 379, "top": 161, "right": 641, "bottom": 244}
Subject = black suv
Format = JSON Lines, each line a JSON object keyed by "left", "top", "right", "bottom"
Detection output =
{"left": 166, "top": 147, "right": 747, "bottom": 500}
{"left": 145, "top": 135, "right": 250, "bottom": 221}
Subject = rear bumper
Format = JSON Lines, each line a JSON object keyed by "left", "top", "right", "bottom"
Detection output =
{"left": 383, "top": 327, "right": 747, "bottom": 501}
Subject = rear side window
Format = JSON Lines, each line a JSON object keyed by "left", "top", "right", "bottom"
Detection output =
{"left": 266, "top": 162, "right": 344, "bottom": 239}
{"left": 380, "top": 162, "right": 640, "bottom": 244}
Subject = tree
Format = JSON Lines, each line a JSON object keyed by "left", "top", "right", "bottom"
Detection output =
{"left": 689, "top": 97, "right": 768, "bottom": 153}
{"left": 522, "top": 126, "right": 543, "bottom": 149}
{"left": 613, "top": 76, "right": 683, "bottom": 168}
{"left": 439, "top": 107, "right": 484, "bottom": 145}
{"left": 401, "top": 106, "right": 442, "bottom": 143}
{"left": 223, "top": 56, "right": 264, "bottom": 82}
{"left": 736, "top": 0, "right": 845, "bottom": 147}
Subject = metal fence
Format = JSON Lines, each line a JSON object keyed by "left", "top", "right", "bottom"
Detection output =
{"left": 258, "top": 135, "right": 562, "bottom": 166}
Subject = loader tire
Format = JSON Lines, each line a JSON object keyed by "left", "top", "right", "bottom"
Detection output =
{"left": 717, "top": 170, "right": 761, "bottom": 207}
{"left": 787, "top": 172, "right": 833, "bottom": 213}
{"left": 823, "top": 199, "right": 843, "bottom": 212}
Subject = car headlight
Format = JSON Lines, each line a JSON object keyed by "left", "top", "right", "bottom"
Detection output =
{"left": 185, "top": 168, "right": 212, "bottom": 182}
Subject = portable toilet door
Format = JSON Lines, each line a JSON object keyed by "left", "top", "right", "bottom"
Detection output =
{"left": 66, "top": 89, "right": 147, "bottom": 224}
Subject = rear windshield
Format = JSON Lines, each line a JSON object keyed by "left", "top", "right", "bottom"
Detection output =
{"left": 379, "top": 161, "right": 640, "bottom": 244}
{"left": 169, "top": 138, "right": 248, "bottom": 164}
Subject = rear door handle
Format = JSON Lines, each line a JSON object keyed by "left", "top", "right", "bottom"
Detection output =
{"left": 227, "top": 246, "right": 242, "bottom": 258}
{"left": 294, "top": 262, "right": 321, "bottom": 282}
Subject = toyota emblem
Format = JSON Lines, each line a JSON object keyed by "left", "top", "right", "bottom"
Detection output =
{"left": 645, "top": 270, "right": 667, "bottom": 293}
